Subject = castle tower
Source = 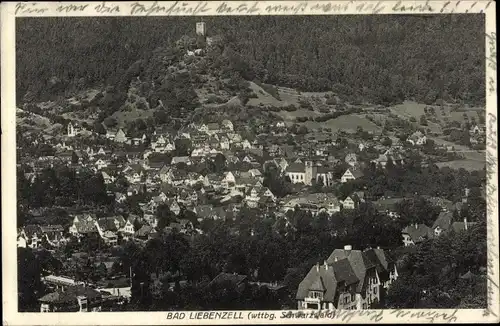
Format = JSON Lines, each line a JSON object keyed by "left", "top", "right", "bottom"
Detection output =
{"left": 196, "top": 22, "right": 206, "bottom": 36}
{"left": 304, "top": 161, "right": 317, "bottom": 186}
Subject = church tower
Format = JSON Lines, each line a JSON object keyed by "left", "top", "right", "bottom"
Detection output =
{"left": 304, "top": 161, "right": 317, "bottom": 186}
{"left": 67, "top": 122, "right": 75, "bottom": 137}
{"left": 196, "top": 22, "right": 206, "bottom": 36}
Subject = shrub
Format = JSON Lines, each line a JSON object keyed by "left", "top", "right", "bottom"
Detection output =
{"left": 206, "top": 94, "right": 225, "bottom": 104}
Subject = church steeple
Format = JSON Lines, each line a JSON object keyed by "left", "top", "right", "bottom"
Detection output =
{"left": 196, "top": 21, "right": 206, "bottom": 36}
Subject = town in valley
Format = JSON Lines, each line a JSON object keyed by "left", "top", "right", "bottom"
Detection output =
{"left": 15, "top": 16, "right": 488, "bottom": 312}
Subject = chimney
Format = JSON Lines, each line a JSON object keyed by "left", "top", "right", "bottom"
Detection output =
{"left": 344, "top": 245, "right": 352, "bottom": 255}
{"left": 316, "top": 262, "right": 320, "bottom": 272}
{"left": 415, "top": 223, "right": 418, "bottom": 229}
{"left": 377, "top": 246, "right": 380, "bottom": 249}
{"left": 464, "top": 217, "right": 468, "bottom": 230}
{"left": 334, "top": 257, "right": 338, "bottom": 262}
{"left": 324, "top": 260, "right": 328, "bottom": 269}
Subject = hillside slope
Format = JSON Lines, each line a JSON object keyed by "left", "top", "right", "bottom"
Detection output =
{"left": 17, "top": 16, "right": 485, "bottom": 106}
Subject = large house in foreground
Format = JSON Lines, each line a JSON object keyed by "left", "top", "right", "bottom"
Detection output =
{"left": 296, "top": 245, "right": 398, "bottom": 310}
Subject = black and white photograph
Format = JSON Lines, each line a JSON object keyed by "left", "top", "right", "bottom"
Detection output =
{"left": 2, "top": 1, "right": 498, "bottom": 324}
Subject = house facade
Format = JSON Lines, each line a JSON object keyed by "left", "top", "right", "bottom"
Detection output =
{"left": 296, "top": 246, "right": 398, "bottom": 310}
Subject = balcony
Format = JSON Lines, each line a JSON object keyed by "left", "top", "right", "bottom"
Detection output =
{"left": 304, "top": 297, "right": 321, "bottom": 304}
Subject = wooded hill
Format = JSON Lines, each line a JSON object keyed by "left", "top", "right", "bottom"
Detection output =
{"left": 17, "top": 15, "right": 485, "bottom": 106}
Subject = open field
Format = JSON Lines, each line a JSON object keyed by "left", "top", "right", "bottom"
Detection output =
{"left": 389, "top": 100, "right": 484, "bottom": 125}
{"left": 275, "top": 108, "right": 320, "bottom": 121}
{"left": 436, "top": 160, "right": 485, "bottom": 171}
{"left": 111, "top": 108, "right": 154, "bottom": 128}
{"left": 247, "top": 82, "right": 297, "bottom": 107}
{"left": 302, "top": 114, "right": 382, "bottom": 133}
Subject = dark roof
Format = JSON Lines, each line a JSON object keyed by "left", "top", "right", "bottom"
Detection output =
{"left": 286, "top": 162, "right": 305, "bottom": 173}
{"left": 24, "top": 225, "right": 42, "bottom": 237}
{"left": 451, "top": 221, "right": 477, "bottom": 233}
{"left": 135, "top": 225, "right": 154, "bottom": 237}
{"left": 459, "top": 270, "right": 476, "bottom": 280}
{"left": 296, "top": 247, "right": 395, "bottom": 304}
{"left": 402, "top": 224, "right": 434, "bottom": 243}
{"left": 362, "top": 248, "right": 394, "bottom": 281}
{"left": 432, "top": 211, "right": 453, "bottom": 230}
{"left": 208, "top": 272, "right": 247, "bottom": 287}
{"left": 331, "top": 259, "right": 359, "bottom": 285}
{"left": 309, "top": 277, "right": 326, "bottom": 291}
{"left": 149, "top": 161, "right": 166, "bottom": 169}
{"left": 39, "top": 286, "right": 101, "bottom": 304}
{"left": 326, "top": 248, "right": 375, "bottom": 292}
{"left": 97, "top": 218, "right": 118, "bottom": 232}
{"left": 39, "top": 225, "right": 64, "bottom": 233}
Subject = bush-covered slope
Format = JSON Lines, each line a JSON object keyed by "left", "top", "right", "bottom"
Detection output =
{"left": 17, "top": 15, "right": 485, "bottom": 105}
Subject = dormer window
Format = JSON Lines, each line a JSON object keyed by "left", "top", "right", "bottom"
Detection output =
{"left": 308, "top": 290, "right": 324, "bottom": 299}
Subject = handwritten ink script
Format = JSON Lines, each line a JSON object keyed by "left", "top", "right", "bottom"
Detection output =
{"left": 281, "top": 309, "right": 384, "bottom": 322}
{"left": 486, "top": 32, "right": 497, "bottom": 96}
{"left": 485, "top": 110, "right": 499, "bottom": 318}
{"left": 484, "top": 28, "right": 498, "bottom": 319}
{"left": 390, "top": 309, "right": 458, "bottom": 323}
{"left": 130, "top": 1, "right": 210, "bottom": 16}
{"left": 486, "top": 33, "right": 497, "bottom": 71}
{"left": 12, "top": 1, "right": 497, "bottom": 16}
{"left": 280, "top": 309, "right": 458, "bottom": 323}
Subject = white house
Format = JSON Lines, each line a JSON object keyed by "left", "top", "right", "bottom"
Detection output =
{"left": 342, "top": 196, "right": 356, "bottom": 210}
{"left": 340, "top": 168, "right": 364, "bottom": 183}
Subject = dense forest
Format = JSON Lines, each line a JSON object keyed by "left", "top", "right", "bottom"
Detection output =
{"left": 17, "top": 15, "right": 485, "bottom": 105}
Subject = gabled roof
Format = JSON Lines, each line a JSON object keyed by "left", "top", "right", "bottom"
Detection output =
{"left": 331, "top": 258, "right": 359, "bottom": 285}
{"left": 402, "top": 224, "right": 434, "bottom": 243}
{"left": 459, "top": 270, "right": 476, "bottom": 280}
{"left": 135, "top": 225, "right": 154, "bottom": 237}
{"left": 326, "top": 248, "right": 375, "bottom": 292}
{"left": 148, "top": 161, "right": 166, "bottom": 169}
{"left": 207, "top": 123, "right": 220, "bottom": 130}
{"left": 432, "top": 212, "right": 453, "bottom": 230}
{"left": 74, "top": 218, "right": 98, "bottom": 234}
{"left": 345, "top": 153, "right": 357, "bottom": 162}
{"left": 208, "top": 272, "right": 247, "bottom": 287}
{"left": 39, "top": 225, "right": 64, "bottom": 233}
{"left": 24, "top": 225, "right": 42, "bottom": 237}
{"left": 172, "top": 156, "right": 191, "bottom": 164}
{"left": 362, "top": 248, "right": 394, "bottom": 281}
{"left": 451, "top": 221, "right": 477, "bottom": 233}
{"left": 39, "top": 286, "right": 101, "bottom": 304}
{"left": 97, "top": 217, "right": 119, "bottom": 232}
{"left": 286, "top": 162, "right": 305, "bottom": 173}
{"left": 309, "top": 277, "right": 326, "bottom": 291}
{"left": 296, "top": 263, "right": 345, "bottom": 302}
{"left": 346, "top": 168, "right": 364, "bottom": 178}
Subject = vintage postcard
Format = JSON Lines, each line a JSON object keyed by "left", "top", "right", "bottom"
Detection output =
{"left": 1, "top": 1, "right": 499, "bottom": 325}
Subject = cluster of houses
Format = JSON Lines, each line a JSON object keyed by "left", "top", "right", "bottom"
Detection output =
{"left": 401, "top": 190, "right": 475, "bottom": 246}
{"left": 402, "top": 214, "right": 475, "bottom": 247}
{"left": 20, "top": 113, "right": 478, "bottom": 253}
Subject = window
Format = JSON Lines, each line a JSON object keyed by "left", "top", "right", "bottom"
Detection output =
{"left": 309, "top": 291, "right": 323, "bottom": 299}
{"left": 374, "top": 287, "right": 377, "bottom": 295}
{"left": 41, "top": 304, "right": 50, "bottom": 312}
